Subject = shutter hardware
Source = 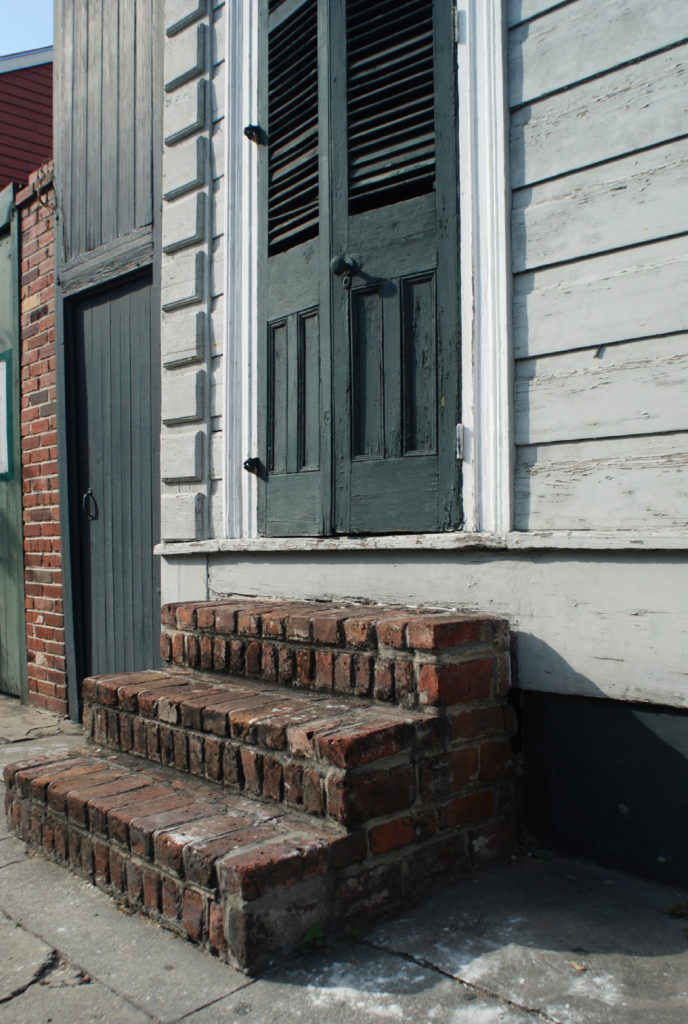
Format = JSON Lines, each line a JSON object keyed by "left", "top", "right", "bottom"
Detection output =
{"left": 456, "top": 424, "right": 464, "bottom": 460}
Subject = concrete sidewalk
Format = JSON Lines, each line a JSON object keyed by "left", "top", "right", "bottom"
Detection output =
{"left": 1, "top": 695, "right": 687, "bottom": 1024}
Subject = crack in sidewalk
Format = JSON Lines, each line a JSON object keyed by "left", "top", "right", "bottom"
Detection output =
{"left": 358, "top": 938, "right": 566, "bottom": 1024}
{"left": 0, "top": 948, "right": 59, "bottom": 1006}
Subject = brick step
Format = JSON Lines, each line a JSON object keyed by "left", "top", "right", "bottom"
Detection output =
{"left": 83, "top": 668, "right": 513, "bottom": 830}
{"left": 160, "top": 599, "right": 510, "bottom": 708}
{"left": 5, "top": 746, "right": 513, "bottom": 973}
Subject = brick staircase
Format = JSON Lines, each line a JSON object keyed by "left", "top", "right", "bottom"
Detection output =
{"left": 5, "top": 599, "right": 517, "bottom": 973}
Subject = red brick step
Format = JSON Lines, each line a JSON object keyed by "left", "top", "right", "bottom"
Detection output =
{"left": 5, "top": 746, "right": 511, "bottom": 972}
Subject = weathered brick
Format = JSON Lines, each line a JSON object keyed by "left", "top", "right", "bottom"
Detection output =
{"left": 317, "top": 719, "right": 411, "bottom": 769}
{"left": 182, "top": 890, "right": 205, "bottom": 942}
{"left": 162, "top": 878, "right": 183, "bottom": 920}
{"left": 240, "top": 749, "right": 263, "bottom": 794}
{"left": 205, "top": 737, "right": 223, "bottom": 780}
{"left": 369, "top": 815, "right": 414, "bottom": 855}
{"left": 314, "top": 650, "right": 334, "bottom": 691}
{"left": 373, "top": 660, "right": 394, "bottom": 701}
{"left": 418, "top": 659, "right": 494, "bottom": 706}
{"left": 130, "top": 803, "right": 214, "bottom": 859}
{"left": 208, "top": 900, "right": 226, "bottom": 952}
{"left": 218, "top": 836, "right": 327, "bottom": 901}
{"left": 295, "top": 648, "right": 313, "bottom": 686}
{"left": 142, "top": 868, "right": 160, "bottom": 911}
{"left": 244, "top": 641, "right": 261, "bottom": 676}
{"left": 127, "top": 860, "right": 143, "bottom": 902}
{"left": 283, "top": 762, "right": 303, "bottom": 806}
{"left": 479, "top": 739, "right": 513, "bottom": 781}
{"left": 407, "top": 614, "right": 486, "bottom": 651}
{"left": 262, "top": 756, "right": 283, "bottom": 801}
{"left": 327, "top": 765, "right": 416, "bottom": 826}
{"left": 303, "top": 770, "right": 324, "bottom": 815}
{"left": 439, "top": 790, "right": 493, "bottom": 828}
{"left": 353, "top": 654, "right": 372, "bottom": 696}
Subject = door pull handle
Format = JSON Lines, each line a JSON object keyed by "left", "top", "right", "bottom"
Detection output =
{"left": 82, "top": 488, "right": 98, "bottom": 520}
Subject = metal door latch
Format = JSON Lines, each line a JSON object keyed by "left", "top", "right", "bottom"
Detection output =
{"left": 243, "top": 456, "right": 261, "bottom": 474}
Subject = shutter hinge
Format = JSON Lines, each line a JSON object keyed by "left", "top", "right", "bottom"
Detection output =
{"left": 455, "top": 423, "right": 464, "bottom": 460}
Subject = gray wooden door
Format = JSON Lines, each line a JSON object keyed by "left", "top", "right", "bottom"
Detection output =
{"left": 258, "top": 0, "right": 460, "bottom": 536}
{"left": 0, "top": 187, "right": 27, "bottom": 699}
{"left": 70, "top": 273, "right": 160, "bottom": 679}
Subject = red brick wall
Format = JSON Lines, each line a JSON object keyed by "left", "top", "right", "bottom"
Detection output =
{"left": 17, "top": 163, "right": 68, "bottom": 716}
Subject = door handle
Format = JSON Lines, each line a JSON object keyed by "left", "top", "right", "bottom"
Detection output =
{"left": 330, "top": 254, "right": 359, "bottom": 289}
{"left": 82, "top": 488, "right": 98, "bottom": 520}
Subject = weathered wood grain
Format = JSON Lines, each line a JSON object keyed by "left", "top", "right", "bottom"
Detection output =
{"left": 161, "top": 492, "right": 205, "bottom": 541}
{"left": 163, "top": 135, "right": 207, "bottom": 200}
{"left": 161, "top": 429, "right": 205, "bottom": 482}
{"left": 515, "top": 434, "right": 688, "bottom": 530}
{"left": 510, "top": 0, "right": 688, "bottom": 106}
{"left": 164, "top": 78, "right": 207, "bottom": 146}
{"left": 511, "top": 44, "right": 688, "bottom": 187}
{"left": 162, "top": 368, "right": 206, "bottom": 424}
{"left": 512, "top": 139, "right": 688, "bottom": 271}
{"left": 162, "top": 190, "right": 207, "bottom": 253}
{"left": 164, "top": 23, "right": 207, "bottom": 92}
{"left": 513, "top": 235, "right": 688, "bottom": 358}
{"left": 161, "top": 308, "right": 206, "bottom": 367}
{"left": 515, "top": 335, "right": 688, "bottom": 444}
{"left": 161, "top": 249, "right": 206, "bottom": 312}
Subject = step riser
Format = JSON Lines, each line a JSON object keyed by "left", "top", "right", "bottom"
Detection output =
{"left": 83, "top": 683, "right": 514, "bottom": 832}
{"left": 160, "top": 600, "right": 510, "bottom": 708}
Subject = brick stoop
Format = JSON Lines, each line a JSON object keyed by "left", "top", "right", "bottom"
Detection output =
{"left": 5, "top": 599, "right": 517, "bottom": 973}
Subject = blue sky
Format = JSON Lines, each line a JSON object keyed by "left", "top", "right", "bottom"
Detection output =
{"left": 2, "top": 0, "right": 53, "bottom": 58}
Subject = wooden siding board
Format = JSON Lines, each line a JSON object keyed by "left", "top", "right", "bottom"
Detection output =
{"left": 101, "top": 1, "right": 120, "bottom": 243}
{"left": 71, "top": 0, "right": 89, "bottom": 259}
{"left": 86, "top": 0, "right": 103, "bottom": 250}
{"left": 515, "top": 434, "right": 688, "bottom": 530}
{"left": 512, "top": 139, "right": 688, "bottom": 272}
{"left": 509, "top": 0, "right": 688, "bottom": 107}
{"left": 510, "top": 44, "right": 688, "bottom": 188}
{"left": 513, "top": 235, "right": 688, "bottom": 359}
{"left": 135, "top": 0, "right": 154, "bottom": 229}
{"left": 515, "top": 335, "right": 688, "bottom": 445}
{"left": 117, "top": 0, "right": 136, "bottom": 239}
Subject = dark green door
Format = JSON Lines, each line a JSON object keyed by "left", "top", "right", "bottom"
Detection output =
{"left": 70, "top": 273, "right": 161, "bottom": 679}
{"left": 0, "top": 187, "right": 27, "bottom": 699}
{"left": 258, "top": 0, "right": 460, "bottom": 536}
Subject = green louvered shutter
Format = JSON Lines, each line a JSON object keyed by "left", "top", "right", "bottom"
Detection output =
{"left": 258, "top": 0, "right": 460, "bottom": 536}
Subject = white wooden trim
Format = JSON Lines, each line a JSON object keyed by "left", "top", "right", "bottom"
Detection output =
{"left": 156, "top": 528, "right": 688, "bottom": 556}
{"left": 456, "top": 0, "right": 513, "bottom": 535}
{"left": 223, "top": 0, "right": 259, "bottom": 538}
{"left": 222, "top": 0, "right": 512, "bottom": 540}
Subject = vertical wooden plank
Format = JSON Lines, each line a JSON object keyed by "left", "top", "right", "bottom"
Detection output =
{"left": 299, "top": 310, "right": 320, "bottom": 470}
{"left": 286, "top": 314, "right": 299, "bottom": 474}
{"left": 402, "top": 274, "right": 437, "bottom": 455}
{"left": 351, "top": 287, "right": 384, "bottom": 458}
{"left": 100, "top": 1, "right": 120, "bottom": 244}
{"left": 268, "top": 320, "right": 288, "bottom": 473}
{"left": 54, "top": 0, "right": 74, "bottom": 262}
{"left": 135, "top": 0, "right": 154, "bottom": 228}
{"left": 118, "top": 0, "right": 136, "bottom": 236}
{"left": 71, "top": 0, "right": 89, "bottom": 258}
{"left": 86, "top": 0, "right": 103, "bottom": 250}
{"left": 432, "top": 0, "right": 461, "bottom": 529}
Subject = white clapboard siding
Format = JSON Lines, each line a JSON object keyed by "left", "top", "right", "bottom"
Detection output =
{"left": 511, "top": 44, "right": 688, "bottom": 187}
{"left": 507, "top": 0, "right": 566, "bottom": 26}
{"left": 515, "top": 434, "right": 688, "bottom": 530}
{"left": 510, "top": 0, "right": 688, "bottom": 106}
{"left": 513, "top": 235, "right": 688, "bottom": 359}
{"left": 511, "top": 139, "right": 688, "bottom": 271}
{"left": 514, "top": 335, "right": 688, "bottom": 445}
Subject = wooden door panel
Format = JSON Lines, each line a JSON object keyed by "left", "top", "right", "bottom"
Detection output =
{"left": 71, "top": 274, "right": 160, "bottom": 678}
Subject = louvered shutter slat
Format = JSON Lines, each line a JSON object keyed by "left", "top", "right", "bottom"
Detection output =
{"left": 347, "top": 0, "right": 435, "bottom": 215}
{"left": 268, "top": 0, "right": 319, "bottom": 255}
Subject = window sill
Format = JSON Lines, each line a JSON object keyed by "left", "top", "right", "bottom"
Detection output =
{"left": 155, "top": 529, "right": 688, "bottom": 557}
